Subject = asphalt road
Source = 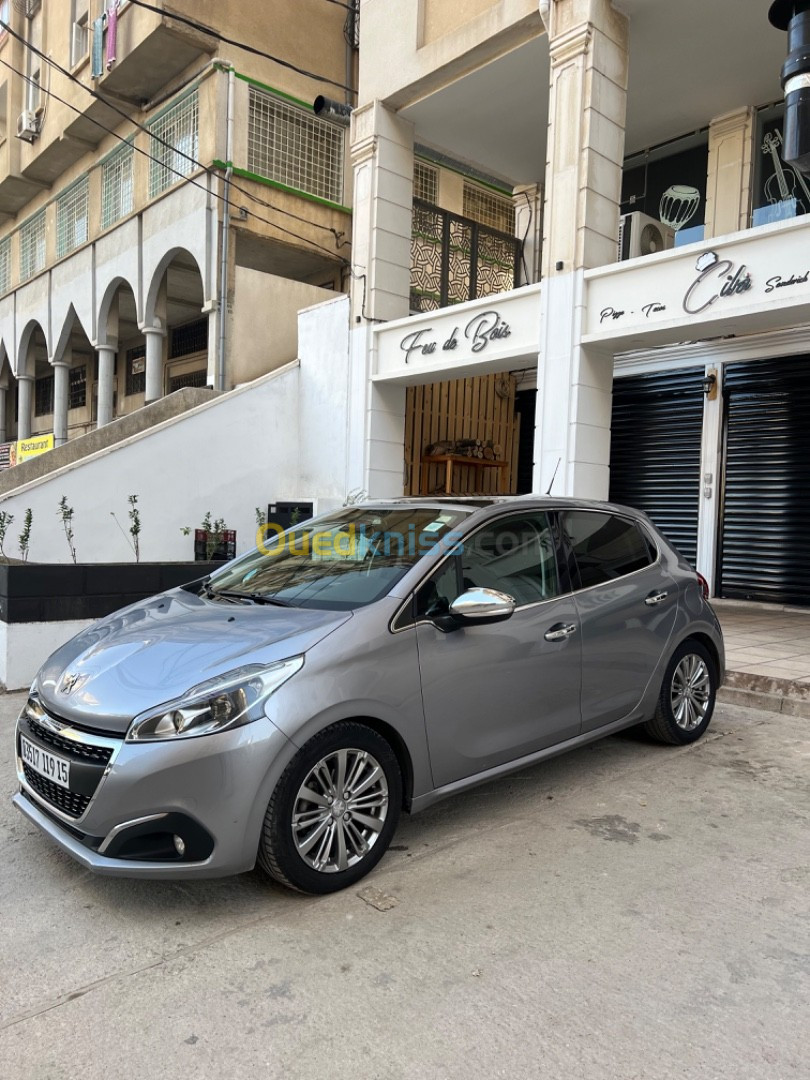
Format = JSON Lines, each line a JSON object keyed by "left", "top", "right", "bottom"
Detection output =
{"left": 1, "top": 692, "right": 808, "bottom": 1080}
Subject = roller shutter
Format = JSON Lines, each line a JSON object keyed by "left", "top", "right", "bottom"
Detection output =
{"left": 609, "top": 369, "right": 704, "bottom": 566}
{"left": 719, "top": 356, "right": 810, "bottom": 605}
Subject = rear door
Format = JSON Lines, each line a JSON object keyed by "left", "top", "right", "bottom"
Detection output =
{"left": 414, "top": 511, "right": 582, "bottom": 788}
{"left": 559, "top": 510, "right": 678, "bottom": 732}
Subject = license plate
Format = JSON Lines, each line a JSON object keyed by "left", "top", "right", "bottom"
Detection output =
{"left": 20, "top": 735, "right": 71, "bottom": 789}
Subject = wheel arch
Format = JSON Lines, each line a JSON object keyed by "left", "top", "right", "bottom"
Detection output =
{"left": 681, "top": 632, "right": 722, "bottom": 681}
{"left": 338, "top": 715, "right": 416, "bottom": 812}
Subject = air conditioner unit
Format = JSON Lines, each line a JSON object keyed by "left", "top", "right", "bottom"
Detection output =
{"left": 618, "top": 211, "right": 675, "bottom": 261}
{"left": 16, "top": 110, "right": 40, "bottom": 143}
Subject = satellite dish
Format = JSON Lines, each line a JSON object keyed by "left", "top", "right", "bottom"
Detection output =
{"left": 640, "top": 223, "right": 666, "bottom": 256}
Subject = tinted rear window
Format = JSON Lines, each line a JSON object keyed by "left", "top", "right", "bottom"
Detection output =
{"left": 562, "top": 511, "right": 654, "bottom": 589}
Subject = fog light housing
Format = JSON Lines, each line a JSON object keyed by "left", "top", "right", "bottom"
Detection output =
{"left": 173, "top": 835, "right": 186, "bottom": 857}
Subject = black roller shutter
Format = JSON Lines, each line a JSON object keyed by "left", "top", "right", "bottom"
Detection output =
{"left": 609, "top": 369, "right": 704, "bottom": 566}
{"left": 719, "top": 356, "right": 810, "bottom": 606}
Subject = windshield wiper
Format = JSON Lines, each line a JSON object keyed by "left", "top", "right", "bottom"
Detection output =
{"left": 204, "top": 587, "right": 294, "bottom": 607}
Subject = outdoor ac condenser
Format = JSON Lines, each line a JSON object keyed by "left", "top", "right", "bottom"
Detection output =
{"left": 618, "top": 211, "right": 675, "bottom": 261}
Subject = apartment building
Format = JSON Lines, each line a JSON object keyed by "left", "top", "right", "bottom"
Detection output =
{"left": 0, "top": 0, "right": 354, "bottom": 445}
{"left": 336, "top": 0, "right": 810, "bottom": 605}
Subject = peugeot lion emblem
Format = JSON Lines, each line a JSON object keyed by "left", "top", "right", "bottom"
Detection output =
{"left": 60, "top": 672, "right": 80, "bottom": 695}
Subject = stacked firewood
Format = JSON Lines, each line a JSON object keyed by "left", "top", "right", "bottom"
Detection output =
{"left": 425, "top": 438, "right": 503, "bottom": 460}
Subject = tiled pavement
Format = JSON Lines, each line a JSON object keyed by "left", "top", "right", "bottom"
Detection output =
{"left": 713, "top": 599, "right": 810, "bottom": 716}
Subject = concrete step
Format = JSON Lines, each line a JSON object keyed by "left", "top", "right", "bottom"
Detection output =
{"left": 719, "top": 669, "right": 810, "bottom": 718}
{"left": 0, "top": 387, "right": 220, "bottom": 497}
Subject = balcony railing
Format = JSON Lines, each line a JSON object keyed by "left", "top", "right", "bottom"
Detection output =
{"left": 410, "top": 198, "right": 522, "bottom": 314}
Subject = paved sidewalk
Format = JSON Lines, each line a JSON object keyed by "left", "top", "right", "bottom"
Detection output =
{"left": 713, "top": 599, "right": 810, "bottom": 715}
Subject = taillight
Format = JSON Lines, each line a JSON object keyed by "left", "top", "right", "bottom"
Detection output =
{"left": 696, "top": 573, "right": 710, "bottom": 600}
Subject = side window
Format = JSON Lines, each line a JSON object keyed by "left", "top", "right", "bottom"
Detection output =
{"left": 460, "top": 513, "right": 560, "bottom": 607}
{"left": 415, "top": 561, "right": 460, "bottom": 619}
{"left": 562, "top": 512, "right": 654, "bottom": 589}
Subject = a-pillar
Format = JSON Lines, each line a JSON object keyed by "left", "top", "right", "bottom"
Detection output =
{"left": 143, "top": 327, "right": 166, "bottom": 405}
{"left": 52, "top": 357, "right": 70, "bottom": 447}
{"left": 349, "top": 100, "right": 415, "bottom": 323}
{"left": 17, "top": 374, "right": 33, "bottom": 440}
{"left": 96, "top": 344, "right": 117, "bottom": 427}
{"left": 533, "top": 0, "right": 629, "bottom": 498}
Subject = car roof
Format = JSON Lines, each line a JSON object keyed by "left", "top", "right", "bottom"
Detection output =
{"left": 357, "top": 494, "right": 649, "bottom": 518}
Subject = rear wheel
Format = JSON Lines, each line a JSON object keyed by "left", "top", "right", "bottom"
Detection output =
{"left": 643, "top": 640, "right": 717, "bottom": 745}
{"left": 258, "top": 722, "right": 402, "bottom": 894}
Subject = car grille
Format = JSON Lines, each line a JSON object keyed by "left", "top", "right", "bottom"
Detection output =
{"left": 22, "top": 766, "right": 92, "bottom": 819}
{"left": 26, "top": 716, "right": 114, "bottom": 766}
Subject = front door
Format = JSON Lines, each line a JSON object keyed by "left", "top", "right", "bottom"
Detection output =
{"left": 415, "top": 511, "right": 582, "bottom": 788}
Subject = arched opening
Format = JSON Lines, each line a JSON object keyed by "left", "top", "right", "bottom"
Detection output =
{"left": 52, "top": 308, "right": 95, "bottom": 442}
{"left": 0, "top": 346, "right": 16, "bottom": 451}
{"left": 17, "top": 322, "right": 49, "bottom": 442}
{"left": 98, "top": 278, "right": 142, "bottom": 422}
{"left": 145, "top": 249, "right": 209, "bottom": 401}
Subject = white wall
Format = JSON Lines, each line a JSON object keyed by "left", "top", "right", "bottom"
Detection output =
{"left": 0, "top": 294, "right": 353, "bottom": 564}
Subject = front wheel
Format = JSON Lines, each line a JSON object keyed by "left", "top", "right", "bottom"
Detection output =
{"left": 258, "top": 722, "right": 402, "bottom": 894}
{"left": 643, "top": 640, "right": 717, "bottom": 745}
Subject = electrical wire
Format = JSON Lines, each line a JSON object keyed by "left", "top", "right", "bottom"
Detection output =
{"left": 124, "top": 0, "right": 355, "bottom": 96}
{"left": 0, "top": 18, "right": 350, "bottom": 249}
{"left": 0, "top": 53, "right": 347, "bottom": 264}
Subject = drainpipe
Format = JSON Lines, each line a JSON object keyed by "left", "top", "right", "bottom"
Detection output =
{"left": 217, "top": 65, "right": 235, "bottom": 393}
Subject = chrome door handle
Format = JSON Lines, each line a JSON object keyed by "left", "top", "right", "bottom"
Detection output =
{"left": 645, "top": 591, "right": 669, "bottom": 606}
{"left": 545, "top": 622, "right": 578, "bottom": 642}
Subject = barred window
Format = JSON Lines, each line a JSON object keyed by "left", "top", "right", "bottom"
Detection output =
{"left": 414, "top": 161, "right": 439, "bottom": 205}
{"left": 35, "top": 374, "right": 54, "bottom": 416}
{"left": 57, "top": 178, "right": 89, "bottom": 258}
{"left": 68, "top": 364, "right": 87, "bottom": 409}
{"left": 248, "top": 86, "right": 344, "bottom": 204}
{"left": 125, "top": 345, "right": 146, "bottom": 396}
{"left": 20, "top": 211, "right": 46, "bottom": 283}
{"left": 170, "top": 317, "right": 208, "bottom": 359}
{"left": 462, "top": 182, "right": 515, "bottom": 234}
{"left": 149, "top": 92, "right": 199, "bottom": 198}
{"left": 102, "top": 143, "right": 134, "bottom": 229}
{"left": 168, "top": 369, "right": 207, "bottom": 393}
{"left": 0, "top": 236, "right": 10, "bottom": 295}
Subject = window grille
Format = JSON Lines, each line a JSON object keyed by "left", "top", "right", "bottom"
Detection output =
{"left": 149, "top": 92, "right": 199, "bottom": 198}
{"left": 35, "top": 374, "right": 53, "bottom": 416}
{"left": 170, "top": 318, "right": 208, "bottom": 359}
{"left": 0, "top": 237, "right": 10, "bottom": 295}
{"left": 462, "top": 182, "right": 515, "bottom": 234}
{"left": 69, "top": 364, "right": 87, "bottom": 409}
{"left": 101, "top": 143, "right": 134, "bottom": 228}
{"left": 248, "top": 86, "right": 344, "bottom": 204}
{"left": 57, "top": 178, "right": 89, "bottom": 258}
{"left": 20, "top": 211, "right": 46, "bottom": 282}
{"left": 414, "top": 161, "right": 439, "bottom": 205}
{"left": 168, "top": 369, "right": 207, "bottom": 393}
{"left": 125, "top": 345, "right": 146, "bottom": 396}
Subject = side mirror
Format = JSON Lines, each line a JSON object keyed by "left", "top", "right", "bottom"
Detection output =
{"left": 448, "top": 587, "right": 516, "bottom": 625}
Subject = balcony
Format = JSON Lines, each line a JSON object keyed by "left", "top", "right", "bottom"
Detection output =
{"left": 410, "top": 199, "right": 522, "bottom": 315}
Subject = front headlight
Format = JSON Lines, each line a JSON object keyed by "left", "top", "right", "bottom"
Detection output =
{"left": 126, "top": 657, "right": 303, "bottom": 742}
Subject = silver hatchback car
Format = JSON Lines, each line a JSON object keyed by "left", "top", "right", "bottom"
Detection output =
{"left": 14, "top": 497, "right": 724, "bottom": 894}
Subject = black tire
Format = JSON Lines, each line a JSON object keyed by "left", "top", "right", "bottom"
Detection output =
{"left": 643, "top": 639, "right": 717, "bottom": 746}
{"left": 258, "top": 721, "right": 402, "bottom": 894}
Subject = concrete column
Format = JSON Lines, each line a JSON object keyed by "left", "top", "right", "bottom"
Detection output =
{"left": 0, "top": 386, "right": 6, "bottom": 444}
{"left": 52, "top": 360, "right": 70, "bottom": 447}
{"left": 96, "top": 346, "right": 116, "bottom": 428}
{"left": 533, "top": 0, "right": 629, "bottom": 499}
{"left": 143, "top": 328, "right": 166, "bottom": 404}
{"left": 349, "top": 101, "right": 415, "bottom": 323}
{"left": 513, "top": 183, "right": 543, "bottom": 285}
{"left": 17, "top": 375, "right": 33, "bottom": 440}
{"left": 704, "top": 107, "right": 755, "bottom": 240}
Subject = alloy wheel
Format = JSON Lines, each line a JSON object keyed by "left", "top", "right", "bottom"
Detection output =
{"left": 670, "top": 653, "right": 711, "bottom": 731}
{"left": 291, "top": 748, "right": 389, "bottom": 873}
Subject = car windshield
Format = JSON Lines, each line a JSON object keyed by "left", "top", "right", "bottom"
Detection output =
{"left": 206, "top": 505, "right": 470, "bottom": 610}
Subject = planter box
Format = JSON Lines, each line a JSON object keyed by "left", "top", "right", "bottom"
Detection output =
{"left": 0, "top": 561, "right": 220, "bottom": 691}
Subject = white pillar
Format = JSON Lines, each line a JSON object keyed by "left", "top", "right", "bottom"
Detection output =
{"left": 533, "top": 0, "right": 629, "bottom": 499}
{"left": 96, "top": 346, "right": 116, "bottom": 427}
{"left": 0, "top": 386, "right": 7, "bottom": 444}
{"left": 17, "top": 375, "right": 33, "bottom": 440}
{"left": 53, "top": 360, "right": 70, "bottom": 447}
{"left": 349, "top": 100, "right": 415, "bottom": 323}
{"left": 704, "top": 107, "right": 755, "bottom": 240}
{"left": 143, "top": 328, "right": 166, "bottom": 404}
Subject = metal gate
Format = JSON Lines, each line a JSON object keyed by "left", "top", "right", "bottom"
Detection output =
{"left": 609, "top": 369, "right": 704, "bottom": 566}
{"left": 719, "top": 357, "right": 810, "bottom": 605}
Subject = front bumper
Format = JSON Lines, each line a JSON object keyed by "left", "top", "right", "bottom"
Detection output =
{"left": 14, "top": 702, "right": 294, "bottom": 879}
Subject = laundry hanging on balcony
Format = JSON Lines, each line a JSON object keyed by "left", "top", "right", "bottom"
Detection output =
{"left": 106, "top": 2, "right": 120, "bottom": 71}
{"left": 91, "top": 16, "right": 105, "bottom": 78}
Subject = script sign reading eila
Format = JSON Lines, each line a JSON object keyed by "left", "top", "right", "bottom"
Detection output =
{"left": 399, "top": 310, "right": 512, "bottom": 365}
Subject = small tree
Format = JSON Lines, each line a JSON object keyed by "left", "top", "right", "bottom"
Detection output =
{"left": 128, "top": 495, "right": 141, "bottom": 563}
{"left": 58, "top": 496, "right": 77, "bottom": 564}
{"left": 18, "top": 509, "right": 33, "bottom": 563}
{"left": 0, "top": 510, "right": 14, "bottom": 560}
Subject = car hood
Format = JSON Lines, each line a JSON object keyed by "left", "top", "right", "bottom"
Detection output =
{"left": 36, "top": 589, "right": 352, "bottom": 735}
